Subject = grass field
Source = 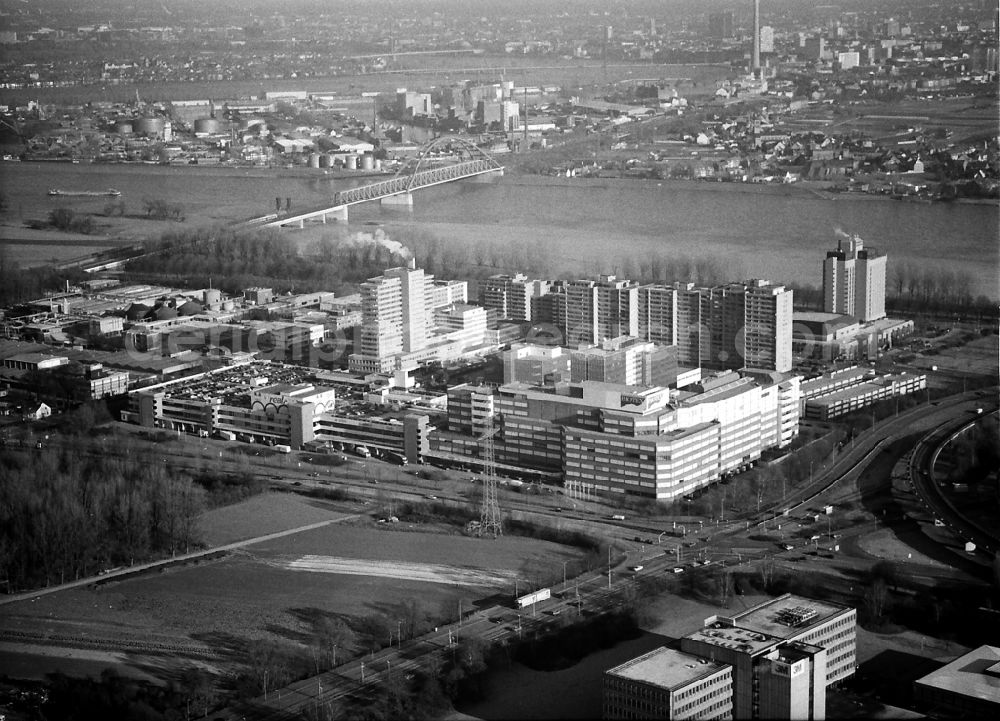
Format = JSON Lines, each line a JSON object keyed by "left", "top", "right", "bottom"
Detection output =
{"left": 196, "top": 492, "right": 348, "bottom": 547}
{"left": 0, "top": 501, "right": 586, "bottom": 665}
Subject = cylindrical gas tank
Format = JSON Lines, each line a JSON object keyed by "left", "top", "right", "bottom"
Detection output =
{"left": 345, "top": 155, "right": 358, "bottom": 170}
{"left": 193, "top": 117, "right": 220, "bottom": 134}
{"left": 360, "top": 154, "right": 374, "bottom": 171}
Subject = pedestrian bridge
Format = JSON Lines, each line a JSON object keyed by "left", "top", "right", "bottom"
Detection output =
{"left": 242, "top": 137, "right": 504, "bottom": 229}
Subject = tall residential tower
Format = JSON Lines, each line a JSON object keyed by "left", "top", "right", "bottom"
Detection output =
{"left": 822, "top": 234, "right": 887, "bottom": 322}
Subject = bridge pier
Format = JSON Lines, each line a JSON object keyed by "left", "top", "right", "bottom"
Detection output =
{"left": 324, "top": 207, "right": 348, "bottom": 223}
{"left": 381, "top": 192, "right": 414, "bottom": 208}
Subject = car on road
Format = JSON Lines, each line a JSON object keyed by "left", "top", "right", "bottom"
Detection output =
{"left": 671, "top": 567, "right": 685, "bottom": 574}
{"left": 629, "top": 565, "right": 644, "bottom": 572}
{"left": 780, "top": 544, "right": 794, "bottom": 551}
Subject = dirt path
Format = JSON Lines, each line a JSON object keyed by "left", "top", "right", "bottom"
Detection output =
{"left": 284, "top": 554, "right": 518, "bottom": 587}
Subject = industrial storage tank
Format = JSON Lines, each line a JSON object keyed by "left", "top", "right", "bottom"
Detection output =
{"left": 193, "top": 117, "right": 221, "bottom": 134}
{"left": 115, "top": 122, "right": 133, "bottom": 135}
{"left": 360, "top": 154, "right": 374, "bottom": 171}
{"left": 319, "top": 154, "right": 332, "bottom": 168}
{"left": 345, "top": 155, "right": 357, "bottom": 170}
{"left": 308, "top": 153, "right": 321, "bottom": 169}
{"left": 374, "top": 158, "right": 382, "bottom": 171}
{"left": 134, "top": 117, "right": 165, "bottom": 136}
{"left": 125, "top": 303, "right": 151, "bottom": 321}
{"left": 222, "top": 300, "right": 235, "bottom": 312}
{"left": 178, "top": 300, "right": 203, "bottom": 316}
{"left": 203, "top": 289, "right": 222, "bottom": 306}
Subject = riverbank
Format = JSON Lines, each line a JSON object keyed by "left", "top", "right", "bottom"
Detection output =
{"left": 3, "top": 159, "right": 996, "bottom": 298}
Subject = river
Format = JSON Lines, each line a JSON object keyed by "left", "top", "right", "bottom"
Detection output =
{"left": 1, "top": 161, "right": 997, "bottom": 298}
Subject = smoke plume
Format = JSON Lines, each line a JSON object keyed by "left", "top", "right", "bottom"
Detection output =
{"left": 344, "top": 228, "right": 413, "bottom": 259}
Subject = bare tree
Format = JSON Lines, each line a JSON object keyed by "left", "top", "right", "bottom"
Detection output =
{"left": 759, "top": 555, "right": 776, "bottom": 592}
{"left": 864, "top": 578, "right": 890, "bottom": 622}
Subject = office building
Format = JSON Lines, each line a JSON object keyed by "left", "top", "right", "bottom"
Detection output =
{"left": 503, "top": 343, "right": 571, "bottom": 384}
{"left": 609, "top": 595, "right": 855, "bottom": 720}
{"left": 492, "top": 371, "right": 798, "bottom": 500}
{"left": 570, "top": 337, "right": 679, "bottom": 388}
{"left": 125, "top": 361, "right": 430, "bottom": 461}
{"left": 801, "top": 367, "right": 926, "bottom": 421}
{"left": 822, "top": 235, "right": 887, "bottom": 322}
{"left": 446, "top": 383, "right": 495, "bottom": 434}
{"left": 563, "top": 275, "right": 639, "bottom": 346}
{"left": 604, "top": 647, "right": 733, "bottom": 720}
{"left": 914, "top": 645, "right": 1000, "bottom": 718}
{"left": 679, "top": 594, "right": 855, "bottom": 719}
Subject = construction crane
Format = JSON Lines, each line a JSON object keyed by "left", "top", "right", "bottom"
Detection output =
{"left": 477, "top": 415, "right": 503, "bottom": 538}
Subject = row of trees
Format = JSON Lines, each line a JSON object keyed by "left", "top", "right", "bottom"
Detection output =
{"left": 124, "top": 217, "right": 746, "bottom": 300}
{"left": 0, "top": 246, "right": 87, "bottom": 306}
{"left": 0, "top": 443, "right": 205, "bottom": 591}
{"left": 889, "top": 260, "right": 994, "bottom": 315}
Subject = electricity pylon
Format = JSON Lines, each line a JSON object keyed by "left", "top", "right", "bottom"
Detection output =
{"left": 477, "top": 416, "right": 503, "bottom": 538}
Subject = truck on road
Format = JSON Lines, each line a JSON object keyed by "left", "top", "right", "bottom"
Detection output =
{"left": 273, "top": 444, "right": 291, "bottom": 454}
{"left": 515, "top": 588, "right": 551, "bottom": 609}
{"left": 353, "top": 445, "right": 371, "bottom": 458}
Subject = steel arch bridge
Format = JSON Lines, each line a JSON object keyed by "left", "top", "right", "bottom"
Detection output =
{"left": 245, "top": 137, "right": 504, "bottom": 229}
{"left": 331, "top": 136, "right": 504, "bottom": 206}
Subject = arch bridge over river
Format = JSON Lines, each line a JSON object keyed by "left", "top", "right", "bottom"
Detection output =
{"left": 239, "top": 137, "right": 504, "bottom": 229}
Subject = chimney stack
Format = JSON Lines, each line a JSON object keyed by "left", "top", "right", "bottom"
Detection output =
{"left": 752, "top": 0, "right": 761, "bottom": 78}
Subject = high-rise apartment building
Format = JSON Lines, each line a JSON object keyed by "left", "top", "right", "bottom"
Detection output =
{"left": 760, "top": 25, "right": 775, "bottom": 53}
{"left": 638, "top": 280, "right": 793, "bottom": 373}
{"left": 563, "top": 275, "right": 639, "bottom": 346}
{"left": 353, "top": 274, "right": 405, "bottom": 373}
{"left": 479, "top": 273, "right": 550, "bottom": 322}
{"left": 386, "top": 264, "right": 427, "bottom": 353}
{"left": 822, "top": 235, "right": 887, "bottom": 322}
{"left": 744, "top": 280, "right": 794, "bottom": 372}
{"left": 351, "top": 262, "right": 473, "bottom": 374}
